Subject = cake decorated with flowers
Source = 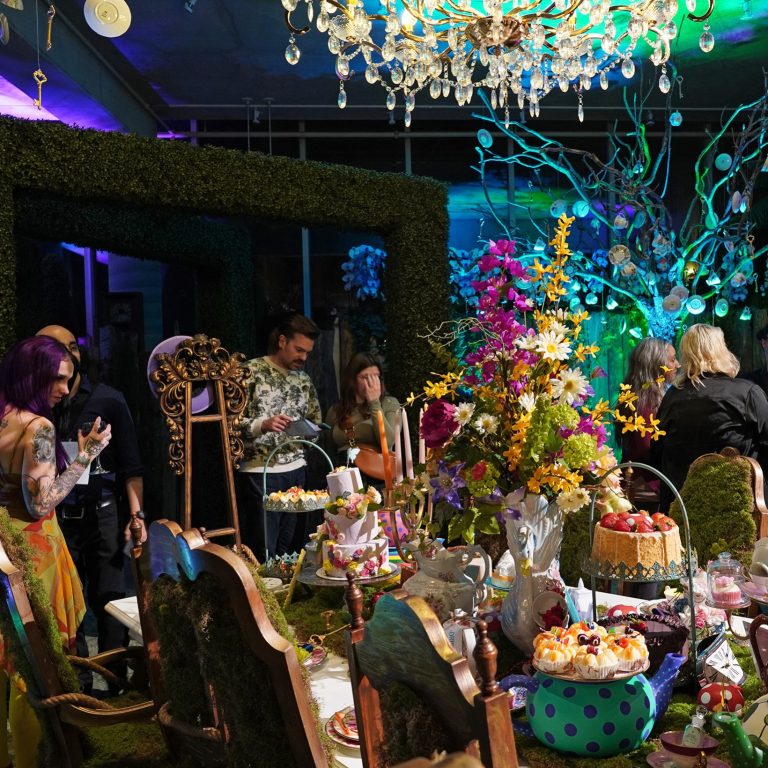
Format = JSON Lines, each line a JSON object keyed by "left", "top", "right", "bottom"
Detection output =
{"left": 265, "top": 486, "right": 329, "bottom": 511}
{"left": 591, "top": 511, "right": 683, "bottom": 572}
{"left": 321, "top": 468, "right": 390, "bottom": 578}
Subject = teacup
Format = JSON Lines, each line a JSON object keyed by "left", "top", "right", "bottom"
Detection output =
{"left": 750, "top": 573, "right": 768, "bottom": 592}
{"left": 659, "top": 730, "right": 718, "bottom": 768}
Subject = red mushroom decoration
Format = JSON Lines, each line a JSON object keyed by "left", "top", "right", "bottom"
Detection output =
{"left": 696, "top": 682, "right": 744, "bottom": 712}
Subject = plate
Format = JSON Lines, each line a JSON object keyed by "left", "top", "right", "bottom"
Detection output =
{"left": 83, "top": 0, "right": 131, "bottom": 37}
{"left": 533, "top": 658, "right": 649, "bottom": 683}
{"left": 332, "top": 706, "right": 358, "bottom": 740}
{"left": 705, "top": 596, "right": 751, "bottom": 611}
{"left": 741, "top": 581, "right": 768, "bottom": 602}
{"left": 646, "top": 750, "right": 728, "bottom": 768}
{"left": 261, "top": 577, "right": 284, "bottom": 591}
{"left": 300, "top": 644, "right": 327, "bottom": 669}
{"left": 324, "top": 714, "right": 359, "bottom": 750}
{"left": 315, "top": 564, "right": 395, "bottom": 582}
{"left": 507, "top": 686, "right": 527, "bottom": 711}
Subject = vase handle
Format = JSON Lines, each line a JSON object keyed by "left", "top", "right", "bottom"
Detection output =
{"left": 465, "top": 544, "right": 492, "bottom": 586}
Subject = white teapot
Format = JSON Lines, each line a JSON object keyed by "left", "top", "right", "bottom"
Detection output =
{"left": 402, "top": 545, "right": 491, "bottom": 622}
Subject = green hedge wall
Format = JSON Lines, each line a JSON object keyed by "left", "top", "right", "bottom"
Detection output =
{"left": 0, "top": 117, "right": 450, "bottom": 398}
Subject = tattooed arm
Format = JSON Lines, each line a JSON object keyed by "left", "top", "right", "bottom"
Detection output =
{"left": 21, "top": 418, "right": 112, "bottom": 520}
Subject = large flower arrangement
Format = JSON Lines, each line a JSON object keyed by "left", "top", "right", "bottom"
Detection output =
{"left": 410, "top": 214, "right": 665, "bottom": 543}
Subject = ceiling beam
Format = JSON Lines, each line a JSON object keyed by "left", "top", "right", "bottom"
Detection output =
{"left": 6, "top": 0, "right": 163, "bottom": 135}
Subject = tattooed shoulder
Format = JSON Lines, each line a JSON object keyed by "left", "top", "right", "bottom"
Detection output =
{"left": 31, "top": 424, "right": 56, "bottom": 464}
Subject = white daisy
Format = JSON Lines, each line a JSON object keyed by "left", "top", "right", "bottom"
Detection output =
{"left": 535, "top": 330, "right": 571, "bottom": 361}
{"left": 518, "top": 391, "right": 536, "bottom": 413}
{"left": 550, "top": 368, "right": 589, "bottom": 405}
{"left": 455, "top": 402, "right": 475, "bottom": 426}
{"left": 556, "top": 487, "right": 590, "bottom": 512}
{"left": 516, "top": 332, "right": 538, "bottom": 351}
{"left": 548, "top": 320, "right": 569, "bottom": 337}
{"left": 473, "top": 413, "right": 499, "bottom": 435}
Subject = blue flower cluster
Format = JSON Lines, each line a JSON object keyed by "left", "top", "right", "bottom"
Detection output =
{"left": 341, "top": 244, "right": 387, "bottom": 299}
{"left": 448, "top": 247, "right": 484, "bottom": 307}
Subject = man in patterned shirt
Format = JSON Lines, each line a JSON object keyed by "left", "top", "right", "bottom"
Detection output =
{"left": 237, "top": 314, "right": 321, "bottom": 560}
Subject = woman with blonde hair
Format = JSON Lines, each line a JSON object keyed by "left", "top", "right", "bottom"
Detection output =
{"left": 651, "top": 323, "right": 768, "bottom": 508}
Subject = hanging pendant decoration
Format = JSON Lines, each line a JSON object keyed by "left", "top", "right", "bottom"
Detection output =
{"left": 33, "top": 68, "right": 47, "bottom": 109}
{"left": 46, "top": 4, "right": 55, "bottom": 50}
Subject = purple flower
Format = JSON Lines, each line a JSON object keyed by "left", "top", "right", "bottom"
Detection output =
{"left": 478, "top": 253, "right": 502, "bottom": 273}
{"left": 430, "top": 461, "right": 466, "bottom": 509}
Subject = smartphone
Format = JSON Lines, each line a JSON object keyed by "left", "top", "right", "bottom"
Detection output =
{"left": 284, "top": 419, "right": 321, "bottom": 438}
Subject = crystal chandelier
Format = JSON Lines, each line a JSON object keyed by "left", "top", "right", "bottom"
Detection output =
{"left": 281, "top": 0, "right": 716, "bottom": 124}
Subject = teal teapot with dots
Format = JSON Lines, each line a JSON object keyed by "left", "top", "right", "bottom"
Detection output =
{"left": 500, "top": 651, "right": 686, "bottom": 757}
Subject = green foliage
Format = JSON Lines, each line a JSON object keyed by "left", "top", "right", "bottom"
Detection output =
{"left": 149, "top": 561, "right": 333, "bottom": 768}
{"left": 560, "top": 507, "right": 592, "bottom": 588}
{"left": 669, "top": 453, "right": 756, "bottom": 564}
{"left": 378, "top": 681, "right": 454, "bottom": 765}
{"left": 0, "top": 117, "right": 450, "bottom": 397}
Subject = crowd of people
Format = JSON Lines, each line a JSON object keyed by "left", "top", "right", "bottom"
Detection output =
{"left": 2, "top": 313, "right": 768, "bottom": 764}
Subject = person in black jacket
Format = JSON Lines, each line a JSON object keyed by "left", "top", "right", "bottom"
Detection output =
{"left": 742, "top": 323, "right": 768, "bottom": 397}
{"left": 651, "top": 323, "right": 768, "bottom": 509}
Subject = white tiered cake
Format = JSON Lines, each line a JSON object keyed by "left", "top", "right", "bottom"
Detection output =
{"left": 321, "top": 467, "right": 390, "bottom": 579}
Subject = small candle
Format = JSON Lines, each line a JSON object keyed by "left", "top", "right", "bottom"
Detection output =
{"left": 394, "top": 409, "right": 403, "bottom": 484}
{"left": 418, "top": 405, "right": 426, "bottom": 465}
{"left": 376, "top": 409, "right": 393, "bottom": 489}
{"left": 401, "top": 407, "right": 414, "bottom": 479}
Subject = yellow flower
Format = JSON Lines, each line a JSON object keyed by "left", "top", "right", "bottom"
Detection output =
{"left": 574, "top": 343, "right": 600, "bottom": 362}
{"left": 423, "top": 379, "right": 451, "bottom": 399}
{"left": 406, "top": 391, "right": 418, "bottom": 406}
{"left": 347, "top": 561, "right": 359, "bottom": 572}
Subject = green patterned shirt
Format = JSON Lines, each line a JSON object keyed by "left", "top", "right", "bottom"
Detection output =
{"left": 240, "top": 356, "right": 321, "bottom": 471}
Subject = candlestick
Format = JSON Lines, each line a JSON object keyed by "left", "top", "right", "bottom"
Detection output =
{"left": 376, "top": 409, "right": 393, "bottom": 489}
{"left": 418, "top": 405, "right": 426, "bottom": 465}
{"left": 401, "top": 407, "right": 414, "bottom": 478}
{"left": 394, "top": 409, "right": 403, "bottom": 484}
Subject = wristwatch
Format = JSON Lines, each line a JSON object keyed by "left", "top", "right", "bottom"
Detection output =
{"left": 134, "top": 510, "right": 146, "bottom": 520}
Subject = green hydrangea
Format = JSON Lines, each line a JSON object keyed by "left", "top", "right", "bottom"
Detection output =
{"left": 563, "top": 433, "right": 599, "bottom": 468}
{"left": 466, "top": 460, "right": 500, "bottom": 497}
{"left": 550, "top": 402, "right": 580, "bottom": 430}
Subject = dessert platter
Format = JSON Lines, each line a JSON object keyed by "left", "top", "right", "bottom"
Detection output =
{"left": 324, "top": 706, "right": 359, "bottom": 750}
{"left": 532, "top": 621, "right": 650, "bottom": 683}
{"left": 264, "top": 486, "right": 329, "bottom": 512}
{"left": 583, "top": 511, "right": 693, "bottom": 581}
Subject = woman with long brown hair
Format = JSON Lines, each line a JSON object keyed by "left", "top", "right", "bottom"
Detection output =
{"left": 325, "top": 353, "right": 400, "bottom": 469}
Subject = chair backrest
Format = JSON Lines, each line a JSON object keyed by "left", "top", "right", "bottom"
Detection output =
{"left": 344, "top": 574, "right": 518, "bottom": 768}
{"left": 0, "top": 533, "right": 82, "bottom": 766}
{"left": 672, "top": 447, "right": 766, "bottom": 563}
{"left": 749, "top": 614, "right": 768, "bottom": 691}
{"left": 144, "top": 519, "right": 331, "bottom": 768}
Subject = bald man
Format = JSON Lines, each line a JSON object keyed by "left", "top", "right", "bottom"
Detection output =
{"left": 36, "top": 325, "right": 145, "bottom": 691}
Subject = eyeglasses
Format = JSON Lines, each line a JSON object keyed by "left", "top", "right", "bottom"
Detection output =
{"left": 66, "top": 341, "right": 79, "bottom": 353}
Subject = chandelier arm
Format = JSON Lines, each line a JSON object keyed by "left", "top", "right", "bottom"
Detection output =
{"left": 284, "top": 8, "right": 310, "bottom": 35}
{"left": 686, "top": 0, "right": 715, "bottom": 22}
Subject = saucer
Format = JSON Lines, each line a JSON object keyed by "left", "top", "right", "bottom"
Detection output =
{"left": 742, "top": 581, "right": 768, "bottom": 601}
{"left": 646, "top": 750, "right": 728, "bottom": 768}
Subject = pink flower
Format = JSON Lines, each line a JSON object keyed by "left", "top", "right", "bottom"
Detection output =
{"left": 478, "top": 253, "right": 501, "bottom": 273}
{"left": 421, "top": 399, "right": 460, "bottom": 448}
{"left": 471, "top": 461, "right": 488, "bottom": 481}
{"left": 489, "top": 239, "right": 516, "bottom": 256}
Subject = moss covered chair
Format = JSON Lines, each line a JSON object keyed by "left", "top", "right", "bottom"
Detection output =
{"left": 344, "top": 575, "right": 518, "bottom": 768}
{"left": 394, "top": 756, "right": 485, "bottom": 768}
{"left": 0, "top": 512, "right": 158, "bottom": 768}
{"left": 669, "top": 447, "right": 768, "bottom": 566}
{"left": 141, "top": 519, "right": 332, "bottom": 768}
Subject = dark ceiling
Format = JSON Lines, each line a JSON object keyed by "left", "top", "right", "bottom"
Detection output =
{"left": 0, "top": 0, "right": 766, "bottom": 132}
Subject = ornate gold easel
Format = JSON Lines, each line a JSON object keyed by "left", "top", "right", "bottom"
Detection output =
{"left": 149, "top": 334, "right": 250, "bottom": 548}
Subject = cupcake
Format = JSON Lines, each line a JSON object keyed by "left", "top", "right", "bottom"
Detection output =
{"left": 573, "top": 643, "right": 619, "bottom": 679}
{"left": 711, "top": 576, "right": 743, "bottom": 606}
{"left": 534, "top": 626, "right": 569, "bottom": 650}
{"left": 608, "top": 634, "right": 649, "bottom": 673}
{"left": 534, "top": 639, "right": 575, "bottom": 674}
{"left": 566, "top": 621, "right": 607, "bottom": 645}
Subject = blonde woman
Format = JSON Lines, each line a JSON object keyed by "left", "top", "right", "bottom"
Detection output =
{"left": 651, "top": 324, "right": 768, "bottom": 509}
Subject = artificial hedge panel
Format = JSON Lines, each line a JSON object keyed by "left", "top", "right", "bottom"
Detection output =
{"left": 0, "top": 118, "right": 450, "bottom": 397}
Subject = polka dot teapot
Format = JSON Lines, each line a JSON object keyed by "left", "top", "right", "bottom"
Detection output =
{"left": 500, "top": 650, "right": 687, "bottom": 757}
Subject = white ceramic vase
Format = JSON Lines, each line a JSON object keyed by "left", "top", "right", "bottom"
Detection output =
{"left": 500, "top": 493, "right": 566, "bottom": 653}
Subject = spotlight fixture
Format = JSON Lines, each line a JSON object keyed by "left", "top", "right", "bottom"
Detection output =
{"left": 281, "top": 0, "right": 717, "bottom": 121}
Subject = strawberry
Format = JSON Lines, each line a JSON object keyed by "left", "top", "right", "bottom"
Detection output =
{"left": 613, "top": 520, "right": 632, "bottom": 532}
{"left": 635, "top": 522, "right": 653, "bottom": 533}
{"left": 600, "top": 513, "right": 620, "bottom": 529}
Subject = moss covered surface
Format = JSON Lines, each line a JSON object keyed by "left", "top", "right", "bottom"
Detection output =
{"left": 0, "top": 117, "right": 450, "bottom": 399}
{"left": 670, "top": 453, "right": 756, "bottom": 564}
{"left": 560, "top": 507, "right": 592, "bottom": 588}
{"left": 149, "top": 558, "right": 333, "bottom": 767}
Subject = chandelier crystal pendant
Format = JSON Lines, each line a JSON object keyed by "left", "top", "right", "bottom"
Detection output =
{"left": 281, "top": 0, "right": 716, "bottom": 120}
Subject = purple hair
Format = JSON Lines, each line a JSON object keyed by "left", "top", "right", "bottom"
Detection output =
{"left": 0, "top": 336, "right": 71, "bottom": 471}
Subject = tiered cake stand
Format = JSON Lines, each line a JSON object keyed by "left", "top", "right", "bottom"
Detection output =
{"left": 581, "top": 461, "right": 699, "bottom": 668}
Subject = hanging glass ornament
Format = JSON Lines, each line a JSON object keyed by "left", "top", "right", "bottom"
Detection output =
{"left": 621, "top": 58, "right": 635, "bottom": 79}
{"left": 699, "top": 22, "right": 714, "bottom": 52}
{"left": 285, "top": 35, "right": 301, "bottom": 65}
{"left": 337, "top": 83, "right": 347, "bottom": 108}
{"left": 669, "top": 110, "right": 683, "bottom": 127}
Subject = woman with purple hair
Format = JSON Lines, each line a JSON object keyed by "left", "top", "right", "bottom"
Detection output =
{"left": 0, "top": 335, "right": 111, "bottom": 768}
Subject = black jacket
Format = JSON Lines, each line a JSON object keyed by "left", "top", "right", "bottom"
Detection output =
{"left": 650, "top": 373, "right": 768, "bottom": 508}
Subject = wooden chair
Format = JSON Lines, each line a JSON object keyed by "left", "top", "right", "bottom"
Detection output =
{"left": 395, "top": 755, "right": 485, "bottom": 768}
{"left": 749, "top": 614, "right": 768, "bottom": 691}
{"left": 137, "top": 518, "right": 330, "bottom": 768}
{"left": 344, "top": 574, "right": 518, "bottom": 768}
{"left": 0, "top": 534, "right": 156, "bottom": 768}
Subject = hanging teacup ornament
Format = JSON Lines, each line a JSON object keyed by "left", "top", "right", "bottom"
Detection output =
{"left": 608, "top": 244, "right": 631, "bottom": 265}
{"left": 731, "top": 191, "right": 742, "bottom": 214}
{"left": 0, "top": 13, "right": 8, "bottom": 45}
{"left": 621, "top": 261, "right": 637, "bottom": 277}
{"left": 83, "top": 0, "right": 131, "bottom": 37}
